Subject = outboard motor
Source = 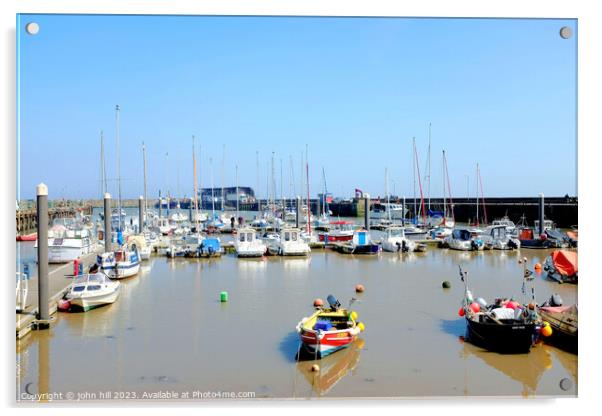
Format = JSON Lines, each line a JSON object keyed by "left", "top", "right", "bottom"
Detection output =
{"left": 549, "top": 293, "right": 563, "bottom": 307}
{"left": 508, "top": 239, "right": 518, "bottom": 249}
{"left": 471, "top": 240, "right": 479, "bottom": 251}
{"left": 327, "top": 295, "right": 341, "bottom": 311}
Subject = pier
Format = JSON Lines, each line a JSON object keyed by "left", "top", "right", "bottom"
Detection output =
{"left": 16, "top": 203, "right": 93, "bottom": 235}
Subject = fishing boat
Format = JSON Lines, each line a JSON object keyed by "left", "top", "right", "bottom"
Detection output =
{"left": 332, "top": 229, "right": 380, "bottom": 255}
{"left": 235, "top": 227, "right": 267, "bottom": 257}
{"left": 458, "top": 266, "right": 541, "bottom": 354}
{"left": 538, "top": 297, "right": 577, "bottom": 353}
{"left": 295, "top": 295, "right": 365, "bottom": 358}
{"left": 381, "top": 226, "right": 418, "bottom": 253}
{"left": 543, "top": 250, "right": 578, "bottom": 284}
{"left": 318, "top": 220, "right": 355, "bottom": 244}
{"left": 97, "top": 246, "right": 140, "bottom": 279}
{"left": 480, "top": 225, "right": 520, "bottom": 250}
{"left": 442, "top": 228, "right": 484, "bottom": 251}
{"left": 63, "top": 270, "right": 120, "bottom": 312}
{"left": 38, "top": 219, "right": 96, "bottom": 263}
{"left": 272, "top": 227, "right": 311, "bottom": 256}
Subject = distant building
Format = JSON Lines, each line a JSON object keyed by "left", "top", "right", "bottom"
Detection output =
{"left": 199, "top": 186, "right": 256, "bottom": 205}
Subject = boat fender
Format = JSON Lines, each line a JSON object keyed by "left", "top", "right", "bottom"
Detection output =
{"left": 357, "top": 322, "right": 365, "bottom": 332}
{"left": 550, "top": 293, "right": 563, "bottom": 307}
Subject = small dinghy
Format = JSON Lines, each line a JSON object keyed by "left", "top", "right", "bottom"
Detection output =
{"left": 63, "top": 266, "right": 120, "bottom": 312}
{"left": 296, "top": 295, "right": 365, "bottom": 358}
{"left": 543, "top": 250, "right": 578, "bottom": 284}
{"left": 538, "top": 294, "right": 577, "bottom": 353}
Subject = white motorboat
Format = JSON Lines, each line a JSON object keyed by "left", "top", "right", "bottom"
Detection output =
{"left": 97, "top": 247, "right": 141, "bottom": 279}
{"left": 155, "top": 217, "right": 175, "bottom": 235}
{"left": 272, "top": 228, "right": 310, "bottom": 256}
{"left": 480, "top": 225, "right": 520, "bottom": 250}
{"left": 65, "top": 272, "right": 120, "bottom": 311}
{"left": 492, "top": 216, "right": 517, "bottom": 236}
{"left": 38, "top": 219, "right": 96, "bottom": 263}
{"left": 402, "top": 225, "right": 429, "bottom": 240}
{"left": 443, "top": 228, "right": 484, "bottom": 251}
{"left": 381, "top": 226, "right": 417, "bottom": 253}
{"left": 369, "top": 202, "right": 407, "bottom": 221}
{"left": 235, "top": 227, "right": 266, "bottom": 257}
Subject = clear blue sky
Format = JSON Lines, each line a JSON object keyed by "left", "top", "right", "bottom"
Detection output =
{"left": 17, "top": 14, "right": 577, "bottom": 200}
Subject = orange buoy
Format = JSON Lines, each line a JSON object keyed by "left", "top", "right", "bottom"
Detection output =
{"left": 313, "top": 298, "right": 324, "bottom": 308}
{"left": 541, "top": 325, "right": 553, "bottom": 337}
{"left": 355, "top": 284, "right": 365, "bottom": 293}
{"left": 534, "top": 263, "right": 542, "bottom": 270}
{"left": 458, "top": 307, "right": 465, "bottom": 317}
{"left": 470, "top": 302, "right": 480, "bottom": 313}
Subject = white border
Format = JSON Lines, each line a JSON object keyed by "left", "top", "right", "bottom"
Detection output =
{"left": 2, "top": 0, "right": 600, "bottom": 414}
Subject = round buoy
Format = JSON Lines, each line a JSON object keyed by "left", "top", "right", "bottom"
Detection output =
{"left": 470, "top": 302, "right": 480, "bottom": 313}
{"left": 357, "top": 322, "right": 365, "bottom": 332}
{"left": 442, "top": 281, "right": 451, "bottom": 289}
{"left": 528, "top": 302, "right": 536, "bottom": 310}
{"left": 349, "top": 311, "right": 358, "bottom": 321}
{"left": 534, "top": 263, "right": 542, "bottom": 270}
{"left": 541, "top": 325, "right": 553, "bottom": 337}
{"left": 311, "top": 364, "right": 320, "bottom": 372}
{"left": 58, "top": 299, "right": 70, "bottom": 311}
{"left": 355, "top": 284, "right": 365, "bottom": 293}
{"left": 458, "top": 307, "right": 465, "bottom": 317}
{"left": 220, "top": 291, "right": 228, "bottom": 302}
{"left": 313, "top": 298, "right": 324, "bottom": 308}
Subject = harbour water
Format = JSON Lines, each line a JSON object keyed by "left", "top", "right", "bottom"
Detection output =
{"left": 16, "top": 219, "right": 577, "bottom": 399}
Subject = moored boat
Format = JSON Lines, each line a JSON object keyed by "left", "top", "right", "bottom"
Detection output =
{"left": 442, "top": 228, "right": 484, "bottom": 251}
{"left": 318, "top": 220, "right": 355, "bottom": 244}
{"left": 97, "top": 247, "right": 140, "bottom": 279}
{"left": 16, "top": 232, "right": 37, "bottom": 241}
{"left": 332, "top": 229, "right": 379, "bottom": 255}
{"left": 235, "top": 227, "right": 266, "bottom": 257}
{"left": 296, "top": 295, "right": 365, "bottom": 358}
{"left": 543, "top": 250, "right": 578, "bottom": 284}
{"left": 64, "top": 269, "right": 120, "bottom": 312}
{"left": 538, "top": 301, "right": 577, "bottom": 353}
{"left": 381, "top": 226, "right": 418, "bottom": 253}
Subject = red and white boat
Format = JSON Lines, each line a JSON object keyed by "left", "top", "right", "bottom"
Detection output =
{"left": 296, "top": 295, "right": 365, "bottom": 358}
{"left": 318, "top": 221, "right": 356, "bottom": 243}
{"left": 16, "top": 232, "right": 37, "bottom": 241}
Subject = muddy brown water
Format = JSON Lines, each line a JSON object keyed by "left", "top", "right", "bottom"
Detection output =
{"left": 16, "top": 236, "right": 577, "bottom": 400}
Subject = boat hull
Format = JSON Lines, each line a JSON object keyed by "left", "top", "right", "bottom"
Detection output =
{"left": 298, "top": 329, "right": 357, "bottom": 358}
{"left": 68, "top": 286, "right": 120, "bottom": 311}
{"left": 102, "top": 263, "right": 140, "bottom": 279}
{"left": 466, "top": 317, "right": 535, "bottom": 354}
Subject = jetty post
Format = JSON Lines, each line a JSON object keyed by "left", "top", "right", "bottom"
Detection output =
{"left": 139, "top": 195, "right": 144, "bottom": 234}
{"left": 364, "top": 193, "right": 370, "bottom": 231}
{"left": 296, "top": 196, "right": 301, "bottom": 228}
{"left": 538, "top": 193, "right": 545, "bottom": 235}
{"left": 36, "top": 183, "right": 50, "bottom": 326}
{"left": 104, "top": 193, "right": 111, "bottom": 253}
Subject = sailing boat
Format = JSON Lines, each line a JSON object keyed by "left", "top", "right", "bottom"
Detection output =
{"left": 97, "top": 105, "right": 141, "bottom": 279}
{"left": 313, "top": 167, "right": 331, "bottom": 231}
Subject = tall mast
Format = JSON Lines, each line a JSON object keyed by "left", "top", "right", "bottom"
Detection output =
{"left": 271, "top": 151, "right": 276, "bottom": 215}
{"left": 235, "top": 164, "right": 239, "bottom": 223}
{"left": 198, "top": 143, "right": 202, "bottom": 213}
{"left": 322, "top": 167, "right": 328, "bottom": 218}
{"left": 412, "top": 137, "right": 417, "bottom": 221}
{"left": 305, "top": 144, "right": 311, "bottom": 234}
{"left": 165, "top": 152, "right": 170, "bottom": 216}
{"left": 192, "top": 136, "right": 199, "bottom": 233}
{"left": 115, "top": 105, "right": 122, "bottom": 231}
{"left": 280, "top": 157, "right": 284, "bottom": 213}
{"left": 442, "top": 150, "right": 446, "bottom": 218}
{"left": 427, "top": 123, "right": 431, "bottom": 211}
{"left": 444, "top": 151, "right": 455, "bottom": 222}
{"left": 386, "top": 167, "right": 391, "bottom": 222}
{"left": 256, "top": 150, "right": 260, "bottom": 212}
{"left": 142, "top": 142, "right": 148, "bottom": 229}
{"left": 478, "top": 164, "right": 488, "bottom": 224}
{"left": 476, "top": 163, "right": 479, "bottom": 226}
{"left": 289, "top": 155, "right": 295, "bottom": 213}
{"left": 414, "top": 142, "right": 427, "bottom": 227}
{"left": 221, "top": 144, "right": 225, "bottom": 211}
{"left": 210, "top": 157, "right": 215, "bottom": 219}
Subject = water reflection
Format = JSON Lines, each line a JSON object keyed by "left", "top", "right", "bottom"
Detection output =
{"left": 295, "top": 339, "right": 364, "bottom": 397}
{"left": 461, "top": 339, "right": 553, "bottom": 397}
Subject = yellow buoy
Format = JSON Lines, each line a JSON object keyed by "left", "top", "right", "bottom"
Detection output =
{"left": 541, "top": 325, "right": 553, "bottom": 337}
{"left": 350, "top": 311, "right": 358, "bottom": 321}
{"left": 357, "top": 322, "right": 365, "bottom": 332}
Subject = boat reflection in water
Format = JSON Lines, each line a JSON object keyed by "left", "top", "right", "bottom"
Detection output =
{"left": 295, "top": 338, "right": 364, "bottom": 397}
{"left": 460, "top": 337, "right": 576, "bottom": 397}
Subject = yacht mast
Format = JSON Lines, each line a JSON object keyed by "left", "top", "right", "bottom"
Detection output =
{"left": 221, "top": 144, "right": 225, "bottom": 211}
{"left": 115, "top": 105, "right": 122, "bottom": 231}
{"left": 412, "top": 137, "right": 417, "bottom": 222}
{"left": 210, "top": 157, "right": 215, "bottom": 219}
{"left": 386, "top": 167, "right": 391, "bottom": 222}
{"left": 476, "top": 163, "right": 479, "bottom": 226}
{"left": 100, "top": 130, "right": 107, "bottom": 197}
{"left": 442, "top": 150, "right": 446, "bottom": 219}
{"left": 235, "top": 164, "right": 239, "bottom": 224}
{"left": 142, "top": 142, "right": 148, "bottom": 229}
{"left": 192, "top": 136, "right": 199, "bottom": 233}
{"left": 305, "top": 144, "right": 311, "bottom": 235}
{"left": 427, "top": 122, "right": 431, "bottom": 210}
{"left": 256, "top": 150, "right": 260, "bottom": 212}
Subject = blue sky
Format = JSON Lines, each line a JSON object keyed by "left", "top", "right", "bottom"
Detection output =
{"left": 17, "top": 15, "right": 577, "bottom": 200}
